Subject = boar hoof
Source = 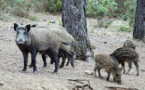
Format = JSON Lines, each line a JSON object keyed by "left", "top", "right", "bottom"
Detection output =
{"left": 42, "top": 66, "right": 47, "bottom": 68}
{"left": 52, "top": 72, "right": 57, "bottom": 74}
{"left": 116, "top": 80, "right": 122, "bottom": 85}
{"left": 94, "top": 76, "right": 97, "bottom": 78}
{"left": 21, "top": 71, "right": 25, "bottom": 73}
{"left": 136, "top": 73, "right": 139, "bottom": 76}
{"left": 125, "top": 72, "right": 128, "bottom": 75}
{"left": 33, "top": 71, "right": 37, "bottom": 74}
{"left": 99, "top": 76, "right": 103, "bottom": 79}
{"left": 71, "top": 62, "right": 74, "bottom": 68}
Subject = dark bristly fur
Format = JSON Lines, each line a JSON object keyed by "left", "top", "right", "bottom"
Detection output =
{"left": 110, "top": 47, "right": 139, "bottom": 76}
{"left": 94, "top": 54, "right": 122, "bottom": 85}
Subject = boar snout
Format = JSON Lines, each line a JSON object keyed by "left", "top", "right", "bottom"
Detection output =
{"left": 15, "top": 38, "right": 25, "bottom": 45}
{"left": 116, "top": 80, "right": 122, "bottom": 85}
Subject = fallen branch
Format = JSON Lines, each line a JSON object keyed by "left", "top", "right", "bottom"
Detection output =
{"left": 68, "top": 79, "right": 93, "bottom": 90}
{"left": 141, "top": 69, "right": 145, "bottom": 72}
{"left": 105, "top": 86, "right": 139, "bottom": 90}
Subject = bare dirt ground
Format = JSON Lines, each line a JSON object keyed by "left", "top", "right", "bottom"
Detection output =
{"left": 0, "top": 13, "right": 145, "bottom": 90}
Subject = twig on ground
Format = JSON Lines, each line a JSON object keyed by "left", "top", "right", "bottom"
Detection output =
{"left": 68, "top": 79, "right": 93, "bottom": 90}
{"left": 105, "top": 86, "right": 139, "bottom": 90}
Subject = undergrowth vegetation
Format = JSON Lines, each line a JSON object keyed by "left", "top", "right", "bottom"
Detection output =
{"left": 122, "top": 0, "right": 137, "bottom": 27}
{"left": 118, "top": 25, "right": 133, "bottom": 32}
{"left": 0, "top": 0, "right": 137, "bottom": 32}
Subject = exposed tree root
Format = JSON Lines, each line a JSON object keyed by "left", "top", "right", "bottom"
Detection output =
{"left": 105, "top": 86, "right": 139, "bottom": 90}
{"left": 68, "top": 79, "right": 93, "bottom": 90}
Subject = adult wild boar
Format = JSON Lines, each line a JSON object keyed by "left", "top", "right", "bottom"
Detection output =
{"left": 30, "top": 25, "right": 75, "bottom": 68}
{"left": 47, "top": 25, "right": 75, "bottom": 68}
{"left": 94, "top": 54, "right": 122, "bottom": 85}
{"left": 14, "top": 23, "right": 62, "bottom": 74}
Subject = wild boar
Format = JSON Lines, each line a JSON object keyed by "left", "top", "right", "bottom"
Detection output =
{"left": 123, "top": 40, "right": 135, "bottom": 49}
{"left": 110, "top": 47, "right": 139, "bottom": 76}
{"left": 13, "top": 23, "right": 64, "bottom": 74}
{"left": 94, "top": 54, "right": 122, "bottom": 84}
{"left": 30, "top": 25, "right": 75, "bottom": 68}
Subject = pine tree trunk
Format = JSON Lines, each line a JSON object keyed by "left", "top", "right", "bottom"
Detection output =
{"left": 133, "top": 0, "right": 145, "bottom": 41}
{"left": 62, "top": 0, "right": 94, "bottom": 61}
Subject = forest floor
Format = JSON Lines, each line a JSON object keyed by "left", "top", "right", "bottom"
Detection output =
{"left": 0, "top": 12, "right": 145, "bottom": 90}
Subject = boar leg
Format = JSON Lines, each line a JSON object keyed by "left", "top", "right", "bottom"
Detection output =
{"left": 42, "top": 53, "right": 47, "bottom": 68}
{"left": 29, "top": 52, "right": 38, "bottom": 68}
{"left": 106, "top": 72, "right": 110, "bottom": 81}
{"left": 59, "top": 48, "right": 74, "bottom": 68}
{"left": 94, "top": 66, "right": 98, "bottom": 78}
{"left": 134, "top": 61, "right": 139, "bottom": 76}
{"left": 126, "top": 60, "right": 132, "bottom": 75}
{"left": 70, "top": 52, "right": 74, "bottom": 68}
{"left": 98, "top": 68, "right": 103, "bottom": 78}
{"left": 21, "top": 52, "right": 28, "bottom": 73}
{"left": 59, "top": 52, "right": 66, "bottom": 68}
{"left": 46, "top": 48, "right": 59, "bottom": 74}
{"left": 30, "top": 50, "right": 37, "bottom": 73}
{"left": 66, "top": 57, "right": 70, "bottom": 66}
{"left": 65, "top": 51, "right": 74, "bottom": 68}
{"left": 121, "top": 62, "right": 125, "bottom": 74}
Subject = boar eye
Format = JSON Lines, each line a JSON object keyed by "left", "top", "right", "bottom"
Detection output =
{"left": 24, "top": 32, "right": 26, "bottom": 35}
{"left": 17, "top": 32, "right": 19, "bottom": 34}
{"left": 116, "top": 74, "right": 119, "bottom": 76}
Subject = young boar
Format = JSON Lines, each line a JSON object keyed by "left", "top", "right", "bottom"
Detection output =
{"left": 110, "top": 47, "right": 139, "bottom": 76}
{"left": 123, "top": 40, "right": 135, "bottom": 49}
{"left": 31, "top": 25, "right": 75, "bottom": 68}
{"left": 14, "top": 23, "right": 62, "bottom": 74}
{"left": 94, "top": 54, "right": 122, "bottom": 85}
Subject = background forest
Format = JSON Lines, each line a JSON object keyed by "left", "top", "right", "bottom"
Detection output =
{"left": 0, "top": 0, "right": 136, "bottom": 32}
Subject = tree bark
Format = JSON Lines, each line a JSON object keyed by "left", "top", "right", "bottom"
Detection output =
{"left": 62, "top": 0, "right": 94, "bottom": 61}
{"left": 133, "top": 0, "right": 145, "bottom": 41}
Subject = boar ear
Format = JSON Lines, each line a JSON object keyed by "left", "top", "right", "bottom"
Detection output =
{"left": 14, "top": 23, "right": 18, "bottom": 31}
{"left": 26, "top": 24, "right": 31, "bottom": 32}
{"left": 124, "top": 43, "right": 127, "bottom": 47}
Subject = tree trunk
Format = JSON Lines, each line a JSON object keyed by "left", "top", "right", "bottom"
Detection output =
{"left": 133, "top": 0, "right": 145, "bottom": 41}
{"left": 62, "top": 0, "right": 94, "bottom": 61}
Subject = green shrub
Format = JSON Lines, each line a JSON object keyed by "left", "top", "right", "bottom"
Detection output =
{"left": 86, "top": 0, "right": 118, "bottom": 18}
{"left": 29, "top": 15, "right": 37, "bottom": 21}
{"left": 34, "top": 0, "right": 62, "bottom": 13}
{"left": 0, "top": 14, "right": 9, "bottom": 21}
{"left": 118, "top": 25, "right": 132, "bottom": 32}
{"left": 59, "top": 19, "right": 62, "bottom": 26}
{"left": 122, "top": 0, "right": 137, "bottom": 26}
{"left": 47, "top": 21, "right": 50, "bottom": 25}
{"left": 5, "top": 0, "right": 35, "bottom": 17}
{"left": 122, "top": 15, "right": 128, "bottom": 21}
{"left": 98, "top": 18, "right": 113, "bottom": 28}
